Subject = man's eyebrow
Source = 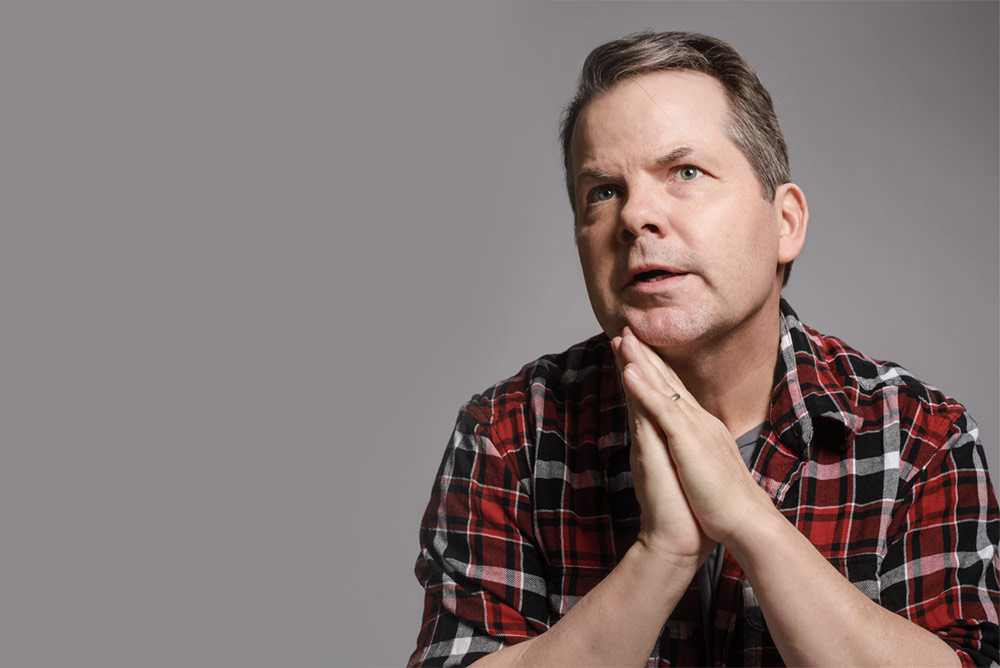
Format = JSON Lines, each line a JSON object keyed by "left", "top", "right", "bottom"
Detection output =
{"left": 656, "top": 146, "right": 696, "bottom": 167}
{"left": 575, "top": 166, "right": 618, "bottom": 185}
{"left": 575, "top": 146, "right": 699, "bottom": 186}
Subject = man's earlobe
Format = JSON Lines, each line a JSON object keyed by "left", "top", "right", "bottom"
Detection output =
{"left": 776, "top": 183, "right": 808, "bottom": 264}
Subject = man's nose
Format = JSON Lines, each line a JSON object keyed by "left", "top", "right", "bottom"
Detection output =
{"left": 616, "top": 182, "right": 670, "bottom": 244}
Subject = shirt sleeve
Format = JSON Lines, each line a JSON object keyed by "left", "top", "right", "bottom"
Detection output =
{"left": 879, "top": 409, "right": 1000, "bottom": 666}
{"left": 408, "top": 407, "right": 552, "bottom": 667}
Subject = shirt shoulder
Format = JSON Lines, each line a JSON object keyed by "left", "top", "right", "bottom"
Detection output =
{"left": 452, "top": 333, "right": 626, "bottom": 488}
{"left": 798, "top": 320, "right": 981, "bottom": 477}
{"left": 803, "top": 322, "right": 958, "bottom": 407}
{"left": 459, "top": 333, "right": 615, "bottom": 430}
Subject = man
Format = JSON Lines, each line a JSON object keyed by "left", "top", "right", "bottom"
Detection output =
{"left": 409, "top": 31, "right": 999, "bottom": 666}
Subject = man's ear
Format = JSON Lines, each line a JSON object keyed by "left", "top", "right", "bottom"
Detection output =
{"left": 775, "top": 183, "right": 808, "bottom": 264}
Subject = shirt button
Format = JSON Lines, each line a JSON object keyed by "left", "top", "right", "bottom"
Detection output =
{"left": 686, "top": 630, "right": 702, "bottom": 647}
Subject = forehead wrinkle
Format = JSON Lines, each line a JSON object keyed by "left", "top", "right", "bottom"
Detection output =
{"left": 630, "top": 77, "right": 683, "bottom": 137}
{"left": 573, "top": 74, "right": 721, "bottom": 185}
{"left": 628, "top": 73, "right": 735, "bottom": 155}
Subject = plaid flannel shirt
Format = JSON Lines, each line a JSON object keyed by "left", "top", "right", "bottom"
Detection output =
{"left": 410, "top": 300, "right": 1000, "bottom": 666}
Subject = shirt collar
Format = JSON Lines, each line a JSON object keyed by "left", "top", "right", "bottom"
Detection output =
{"left": 769, "top": 298, "right": 862, "bottom": 458}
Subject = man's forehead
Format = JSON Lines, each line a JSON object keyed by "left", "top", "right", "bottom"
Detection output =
{"left": 573, "top": 72, "right": 728, "bottom": 136}
{"left": 570, "top": 71, "right": 733, "bottom": 173}
{"left": 582, "top": 71, "right": 727, "bottom": 120}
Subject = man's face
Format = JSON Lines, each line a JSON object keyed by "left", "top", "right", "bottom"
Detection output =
{"left": 571, "top": 70, "right": 790, "bottom": 354}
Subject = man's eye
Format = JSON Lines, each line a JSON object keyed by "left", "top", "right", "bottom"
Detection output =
{"left": 588, "top": 185, "right": 620, "bottom": 203}
{"left": 677, "top": 166, "right": 702, "bottom": 181}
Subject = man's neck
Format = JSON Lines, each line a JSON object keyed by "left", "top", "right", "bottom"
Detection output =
{"left": 658, "top": 299, "right": 782, "bottom": 439}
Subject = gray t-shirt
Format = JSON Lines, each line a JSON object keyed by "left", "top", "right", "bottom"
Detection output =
{"left": 696, "top": 424, "right": 763, "bottom": 665}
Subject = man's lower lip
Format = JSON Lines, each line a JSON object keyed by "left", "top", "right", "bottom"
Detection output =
{"left": 627, "top": 273, "right": 688, "bottom": 291}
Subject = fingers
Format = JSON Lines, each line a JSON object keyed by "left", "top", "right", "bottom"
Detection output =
{"left": 613, "top": 337, "right": 674, "bottom": 468}
{"left": 619, "top": 328, "right": 704, "bottom": 411}
{"left": 630, "top": 396, "right": 669, "bottom": 462}
{"left": 619, "top": 328, "right": 674, "bottom": 393}
{"left": 624, "top": 327, "right": 672, "bottom": 377}
{"left": 619, "top": 330, "right": 688, "bottom": 404}
{"left": 615, "top": 330, "right": 693, "bottom": 438}
{"left": 611, "top": 335, "right": 624, "bottom": 372}
{"left": 622, "top": 365, "right": 697, "bottom": 443}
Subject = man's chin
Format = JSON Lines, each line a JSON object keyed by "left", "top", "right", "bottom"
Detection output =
{"left": 609, "top": 308, "right": 708, "bottom": 352}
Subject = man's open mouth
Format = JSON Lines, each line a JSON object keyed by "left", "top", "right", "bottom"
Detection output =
{"left": 633, "top": 269, "right": 681, "bottom": 283}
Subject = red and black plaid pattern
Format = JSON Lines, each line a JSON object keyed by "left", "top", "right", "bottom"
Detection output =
{"left": 410, "top": 300, "right": 999, "bottom": 666}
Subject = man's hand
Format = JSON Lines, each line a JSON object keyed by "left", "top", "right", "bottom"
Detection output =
{"left": 611, "top": 335, "right": 715, "bottom": 567}
{"left": 616, "top": 327, "right": 776, "bottom": 547}
{"left": 472, "top": 330, "right": 726, "bottom": 667}
{"left": 616, "top": 328, "right": 962, "bottom": 666}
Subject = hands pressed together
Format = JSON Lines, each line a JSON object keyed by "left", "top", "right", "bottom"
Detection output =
{"left": 611, "top": 327, "right": 776, "bottom": 565}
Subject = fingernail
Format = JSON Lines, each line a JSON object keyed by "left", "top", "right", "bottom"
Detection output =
{"left": 624, "top": 364, "right": 644, "bottom": 380}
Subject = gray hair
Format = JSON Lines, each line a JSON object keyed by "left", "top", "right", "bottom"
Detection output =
{"left": 560, "top": 31, "right": 794, "bottom": 284}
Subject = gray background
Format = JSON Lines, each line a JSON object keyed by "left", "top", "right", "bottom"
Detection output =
{"left": 2, "top": 2, "right": 996, "bottom": 667}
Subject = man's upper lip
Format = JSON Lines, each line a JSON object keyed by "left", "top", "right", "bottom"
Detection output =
{"left": 624, "top": 263, "right": 688, "bottom": 287}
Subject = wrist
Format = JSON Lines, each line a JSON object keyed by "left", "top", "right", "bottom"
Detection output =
{"left": 632, "top": 533, "right": 705, "bottom": 576}
{"left": 723, "top": 495, "right": 790, "bottom": 569}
